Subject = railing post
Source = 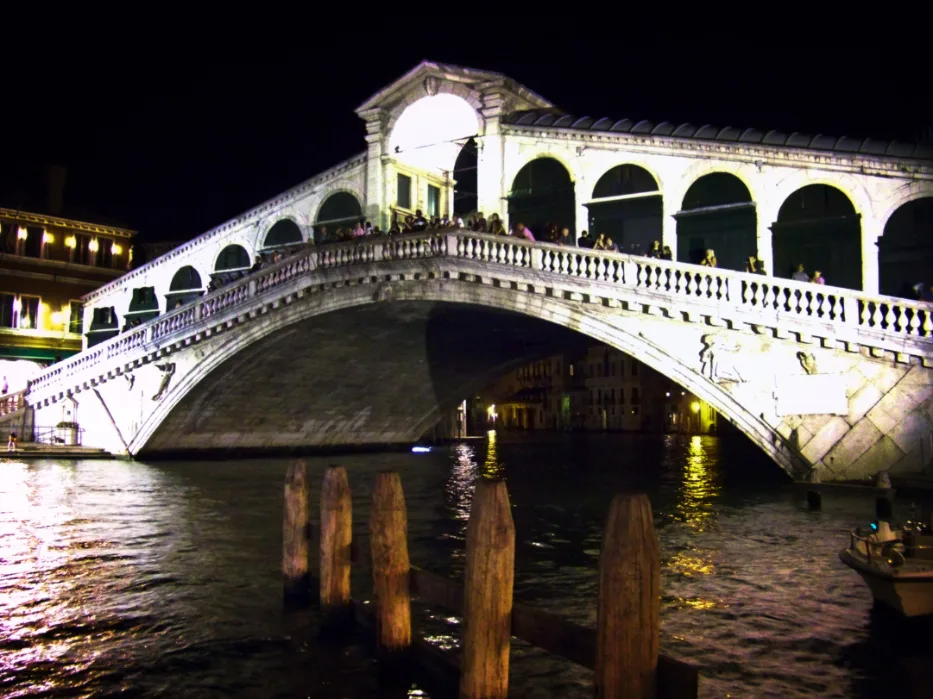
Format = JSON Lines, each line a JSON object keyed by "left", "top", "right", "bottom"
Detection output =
{"left": 725, "top": 275, "right": 740, "bottom": 305}
{"left": 530, "top": 246, "right": 543, "bottom": 270}
{"left": 843, "top": 295, "right": 859, "bottom": 327}
{"left": 445, "top": 233, "right": 459, "bottom": 259}
{"left": 622, "top": 259, "right": 637, "bottom": 287}
{"left": 249, "top": 279, "right": 257, "bottom": 297}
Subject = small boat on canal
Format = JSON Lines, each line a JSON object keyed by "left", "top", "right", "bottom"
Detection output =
{"left": 840, "top": 519, "right": 933, "bottom": 618}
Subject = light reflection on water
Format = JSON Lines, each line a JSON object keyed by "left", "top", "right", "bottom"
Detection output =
{"left": 2, "top": 435, "right": 932, "bottom": 698}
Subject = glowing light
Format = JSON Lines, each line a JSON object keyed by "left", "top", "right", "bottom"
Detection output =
{"left": 486, "top": 404, "right": 497, "bottom": 420}
{"left": 111, "top": 243, "right": 122, "bottom": 256}
{"left": 50, "top": 311, "right": 64, "bottom": 326}
{"left": 482, "top": 429, "right": 502, "bottom": 478}
{"left": 88, "top": 239, "right": 99, "bottom": 252}
{"left": 64, "top": 235, "right": 76, "bottom": 249}
{"left": 389, "top": 94, "right": 479, "bottom": 173}
{"left": 42, "top": 230, "right": 54, "bottom": 244}
{"left": 411, "top": 445, "right": 432, "bottom": 453}
{"left": 691, "top": 401, "right": 701, "bottom": 413}
{"left": 665, "top": 392, "right": 670, "bottom": 397}
{"left": 16, "top": 226, "right": 27, "bottom": 240}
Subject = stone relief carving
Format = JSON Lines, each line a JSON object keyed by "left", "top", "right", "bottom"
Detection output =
{"left": 152, "top": 363, "right": 176, "bottom": 401}
{"left": 373, "top": 283, "right": 397, "bottom": 303}
{"left": 797, "top": 351, "right": 818, "bottom": 375}
{"left": 424, "top": 76, "right": 440, "bottom": 97}
{"left": 124, "top": 373, "right": 135, "bottom": 391}
{"left": 700, "top": 334, "right": 747, "bottom": 384}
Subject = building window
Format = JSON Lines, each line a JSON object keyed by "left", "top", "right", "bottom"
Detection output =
{"left": 427, "top": 185, "right": 440, "bottom": 218}
{"left": 631, "top": 361, "right": 639, "bottom": 376}
{"left": 96, "top": 237, "right": 114, "bottom": 268}
{"left": 0, "top": 293, "right": 14, "bottom": 328}
{"left": 631, "top": 387, "right": 640, "bottom": 404}
{"left": 1, "top": 294, "right": 42, "bottom": 329}
{"left": 397, "top": 174, "right": 412, "bottom": 209}
{"left": 68, "top": 301, "right": 84, "bottom": 334}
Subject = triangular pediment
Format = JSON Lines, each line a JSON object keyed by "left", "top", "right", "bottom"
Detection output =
{"left": 355, "top": 60, "right": 555, "bottom": 117}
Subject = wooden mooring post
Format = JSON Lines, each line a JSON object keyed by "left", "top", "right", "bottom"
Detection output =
{"left": 369, "top": 471, "right": 412, "bottom": 668}
{"left": 596, "top": 493, "right": 660, "bottom": 699}
{"left": 282, "top": 459, "right": 311, "bottom": 607}
{"left": 320, "top": 465, "right": 352, "bottom": 628}
{"left": 285, "top": 466, "right": 699, "bottom": 698}
{"left": 461, "top": 479, "right": 515, "bottom": 699}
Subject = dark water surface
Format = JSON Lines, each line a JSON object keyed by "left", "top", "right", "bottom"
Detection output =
{"left": 2, "top": 432, "right": 931, "bottom": 698}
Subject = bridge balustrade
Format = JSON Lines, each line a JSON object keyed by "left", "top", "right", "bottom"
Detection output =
{"left": 26, "top": 229, "right": 933, "bottom": 397}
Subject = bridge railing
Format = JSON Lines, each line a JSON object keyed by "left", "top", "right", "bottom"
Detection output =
{"left": 1, "top": 389, "right": 26, "bottom": 416}
{"left": 26, "top": 229, "right": 933, "bottom": 396}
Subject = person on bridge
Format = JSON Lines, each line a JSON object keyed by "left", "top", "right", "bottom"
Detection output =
{"left": 701, "top": 249, "right": 718, "bottom": 267}
{"left": 513, "top": 222, "right": 535, "bottom": 241}
{"left": 7, "top": 431, "right": 16, "bottom": 452}
{"left": 792, "top": 263, "right": 809, "bottom": 282}
{"left": 2, "top": 376, "right": 7, "bottom": 394}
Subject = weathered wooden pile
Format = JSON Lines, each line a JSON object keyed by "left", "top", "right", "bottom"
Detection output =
{"left": 283, "top": 461, "right": 699, "bottom": 698}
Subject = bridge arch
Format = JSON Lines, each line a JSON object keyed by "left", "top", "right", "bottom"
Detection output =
{"left": 878, "top": 195, "right": 933, "bottom": 298}
{"left": 313, "top": 190, "right": 363, "bottom": 242}
{"left": 261, "top": 217, "right": 305, "bottom": 249}
{"left": 772, "top": 184, "right": 861, "bottom": 290}
{"left": 507, "top": 156, "right": 576, "bottom": 239}
{"left": 165, "top": 265, "right": 204, "bottom": 309}
{"left": 676, "top": 172, "right": 757, "bottom": 271}
{"left": 587, "top": 164, "right": 662, "bottom": 255}
{"left": 213, "top": 243, "right": 252, "bottom": 274}
{"left": 384, "top": 84, "right": 486, "bottom": 145}
{"left": 388, "top": 93, "right": 482, "bottom": 174}
{"left": 129, "top": 280, "right": 800, "bottom": 476}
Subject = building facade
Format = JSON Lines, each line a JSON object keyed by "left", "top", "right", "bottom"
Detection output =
{"left": 478, "top": 344, "right": 717, "bottom": 435}
{"left": 0, "top": 207, "right": 137, "bottom": 390}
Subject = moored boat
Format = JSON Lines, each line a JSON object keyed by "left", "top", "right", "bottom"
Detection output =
{"left": 839, "top": 519, "right": 933, "bottom": 618}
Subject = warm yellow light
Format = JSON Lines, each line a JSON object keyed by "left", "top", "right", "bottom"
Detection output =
{"left": 486, "top": 404, "right": 498, "bottom": 419}
{"left": 691, "top": 401, "right": 701, "bottom": 413}
{"left": 64, "top": 235, "right": 76, "bottom": 249}
{"left": 111, "top": 243, "right": 123, "bottom": 256}
{"left": 42, "top": 231, "right": 54, "bottom": 244}
{"left": 88, "top": 238, "right": 99, "bottom": 252}
{"left": 16, "top": 226, "right": 27, "bottom": 240}
{"left": 50, "top": 311, "right": 64, "bottom": 326}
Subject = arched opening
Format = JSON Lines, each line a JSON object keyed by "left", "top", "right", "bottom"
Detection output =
{"left": 314, "top": 192, "right": 362, "bottom": 243}
{"left": 166, "top": 265, "right": 204, "bottom": 310}
{"left": 507, "top": 157, "right": 575, "bottom": 238}
{"left": 676, "top": 173, "right": 756, "bottom": 270}
{"left": 879, "top": 197, "right": 933, "bottom": 298}
{"left": 263, "top": 219, "right": 304, "bottom": 249}
{"left": 85, "top": 306, "right": 119, "bottom": 348}
{"left": 453, "top": 137, "right": 478, "bottom": 217}
{"left": 212, "top": 244, "right": 251, "bottom": 287}
{"left": 587, "top": 165, "right": 661, "bottom": 255}
{"left": 773, "top": 185, "right": 861, "bottom": 290}
{"left": 389, "top": 94, "right": 480, "bottom": 174}
{"left": 124, "top": 287, "right": 161, "bottom": 330}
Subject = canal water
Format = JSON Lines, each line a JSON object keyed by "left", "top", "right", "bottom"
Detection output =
{"left": 1, "top": 432, "right": 931, "bottom": 698}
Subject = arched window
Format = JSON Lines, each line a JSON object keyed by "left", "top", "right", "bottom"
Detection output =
{"left": 676, "top": 173, "right": 756, "bottom": 270}
{"left": 169, "top": 266, "right": 202, "bottom": 291}
{"left": 588, "top": 165, "right": 661, "bottom": 254}
{"left": 263, "top": 219, "right": 303, "bottom": 248}
{"left": 507, "top": 157, "right": 575, "bottom": 237}
{"left": 214, "top": 244, "right": 250, "bottom": 272}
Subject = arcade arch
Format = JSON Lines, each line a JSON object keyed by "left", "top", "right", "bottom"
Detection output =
{"left": 675, "top": 173, "right": 756, "bottom": 271}
{"left": 453, "top": 137, "right": 478, "bottom": 217}
{"left": 388, "top": 94, "right": 481, "bottom": 174}
{"left": 772, "top": 185, "right": 861, "bottom": 291}
{"left": 314, "top": 192, "right": 363, "bottom": 242}
{"left": 587, "top": 164, "right": 661, "bottom": 255}
{"left": 214, "top": 244, "right": 251, "bottom": 273}
{"left": 166, "top": 265, "right": 204, "bottom": 309}
{"left": 878, "top": 197, "right": 933, "bottom": 298}
{"left": 507, "top": 157, "right": 575, "bottom": 239}
{"left": 263, "top": 219, "right": 303, "bottom": 249}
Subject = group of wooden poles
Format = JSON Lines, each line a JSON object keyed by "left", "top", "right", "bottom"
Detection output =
{"left": 283, "top": 461, "right": 699, "bottom": 698}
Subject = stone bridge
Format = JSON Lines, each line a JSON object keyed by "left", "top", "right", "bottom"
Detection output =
{"left": 24, "top": 230, "right": 933, "bottom": 481}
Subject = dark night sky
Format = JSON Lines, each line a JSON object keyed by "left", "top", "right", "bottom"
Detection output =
{"left": 2, "top": 24, "right": 929, "bottom": 244}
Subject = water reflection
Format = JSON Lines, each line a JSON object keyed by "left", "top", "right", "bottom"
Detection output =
{"left": 482, "top": 429, "right": 502, "bottom": 478}
{"left": 677, "top": 436, "right": 721, "bottom": 534}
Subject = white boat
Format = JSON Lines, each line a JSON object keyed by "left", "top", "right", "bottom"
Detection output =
{"left": 840, "top": 520, "right": 933, "bottom": 618}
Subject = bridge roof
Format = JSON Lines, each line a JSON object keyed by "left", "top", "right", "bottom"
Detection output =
{"left": 502, "top": 110, "right": 933, "bottom": 161}
{"left": 355, "top": 60, "right": 554, "bottom": 114}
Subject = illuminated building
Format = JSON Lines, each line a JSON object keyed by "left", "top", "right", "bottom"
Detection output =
{"left": 0, "top": 206, "right": 136, "bottom": 389}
